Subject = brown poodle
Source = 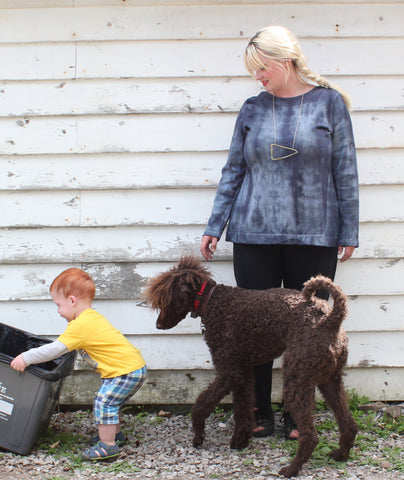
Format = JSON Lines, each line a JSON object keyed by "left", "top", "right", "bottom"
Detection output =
{"left": 144, "top": 256, "right": 358, "bottom": 478}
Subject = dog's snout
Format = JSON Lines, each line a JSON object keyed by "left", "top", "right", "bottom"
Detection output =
{"left": 156, "top": 313, "right": 167, "bottom": 330}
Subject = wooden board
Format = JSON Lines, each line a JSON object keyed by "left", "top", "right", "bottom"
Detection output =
{"left": 1, "top": 293, "right": 403, "bottom": 336}
{"left": 1, "top": 76, "right": 403, "bottom": 118}
{"left": 0, "top": 223, "right": 403, "bottom": 263}
{"left": 0, "top": 259, "right": 402, "bottom": 302}
{"left": 0, "top": 111, "right": 403, "bottom": 155}
{"left": 0, "top": 184, "right": 402, "bottom": 227}
{"left": 0, "top": 5, "right": 403, "bottom": 42}
{"left": 1, "top": 148, "right": 403, "bottom": 191}
{"left": 1, "top": 38, "right": 404, "bottom": 81}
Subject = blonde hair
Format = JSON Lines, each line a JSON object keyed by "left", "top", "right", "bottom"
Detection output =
{"left": 50, "top": 268, "right": 96, "bottom": 301}
{"left": 244, "top": 26, "right": 352, "bottom": 111}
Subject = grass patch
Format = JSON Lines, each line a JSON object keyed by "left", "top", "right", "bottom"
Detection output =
{"left": 263, "top": 391, "right": 403, "bottom": 473}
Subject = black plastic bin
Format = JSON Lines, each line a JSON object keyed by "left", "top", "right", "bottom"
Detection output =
{"left": 0, "top": 322, "right": 76, "bottom": 455}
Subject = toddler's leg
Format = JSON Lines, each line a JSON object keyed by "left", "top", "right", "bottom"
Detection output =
{"left": 98, "top": 424, "right": 119, "bottom": 446}
{"left": 93, "top": 367, "right": 147, "bottom": 442}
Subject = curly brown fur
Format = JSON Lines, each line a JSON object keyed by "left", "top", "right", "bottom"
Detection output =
{"left": 144, "top": 256, "right": 358, "bottom": 478}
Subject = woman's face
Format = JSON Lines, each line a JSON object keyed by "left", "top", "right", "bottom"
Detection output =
{"left": 254, "top": 54, "right": 289, "bottom": 94}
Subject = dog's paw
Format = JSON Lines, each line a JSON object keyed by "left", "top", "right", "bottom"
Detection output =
{"left": 230, "top": 437, "right": 249, "bottom": 450}
{"left": 192, "top": 435, "right": 204, "bottom": 448}
{"left": 278, "top": 465, "right": 299, "bottom": 478}
{"left": 329, "top": 448, "right": 349, "bottom": 462}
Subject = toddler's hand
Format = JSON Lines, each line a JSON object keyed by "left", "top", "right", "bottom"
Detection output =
{"left": 10, "top": 354, "right": 27, "bottom": 372}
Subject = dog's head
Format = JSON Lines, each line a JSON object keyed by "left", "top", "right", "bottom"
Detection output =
{"left": 144, "top": 256, "right": 211, "bottom": 330}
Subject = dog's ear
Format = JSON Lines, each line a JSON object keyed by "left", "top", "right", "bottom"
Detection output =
{"left": 143, "top": 270, "right": 177, "bottom": 310}
{"left": 144, "top": 255, "right": 211, "bottom": 311}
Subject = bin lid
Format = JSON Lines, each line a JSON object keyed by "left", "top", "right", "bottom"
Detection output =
{"left": 0, "top": 322, "right": 76, "bottom": 381}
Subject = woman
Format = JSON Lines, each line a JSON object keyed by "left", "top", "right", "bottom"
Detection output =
{"left": 200, "top": 26, "right": 359, "bottom": 440}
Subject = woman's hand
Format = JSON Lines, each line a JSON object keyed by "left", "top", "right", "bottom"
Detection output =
{"left": 201, "top": 235, "right": 218, "bottom": 261}
{"left": 10, "top": 354, "right": 27, "bottom": 372}
{"left": 338, "top": 246, "right": 355, "bottom": 263}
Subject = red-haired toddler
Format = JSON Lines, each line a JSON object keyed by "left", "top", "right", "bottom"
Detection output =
{"left": 11, "top": 268, "right": 147, "bottom": 461}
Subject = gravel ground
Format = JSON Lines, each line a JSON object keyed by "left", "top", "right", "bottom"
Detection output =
{"left": 0, "top": 407, "right": 403, "bottom": 480}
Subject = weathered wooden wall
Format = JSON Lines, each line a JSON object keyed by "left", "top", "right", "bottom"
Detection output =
{"left": 0, "top": 0, "right": 403, "bottom": 404}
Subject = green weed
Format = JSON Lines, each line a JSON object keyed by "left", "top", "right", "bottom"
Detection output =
{"left": 90, "top": 460, "right": 141, "bottom": 474}
{"left": 272, "top": 390, "right": 404, "bottom": 473}
{"left": 45, "top": 477, "right": 69, "bottom": 480}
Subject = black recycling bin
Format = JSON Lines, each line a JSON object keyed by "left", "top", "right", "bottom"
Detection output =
{"left": 0, "top": 322, "right": 76, "bottom": 455}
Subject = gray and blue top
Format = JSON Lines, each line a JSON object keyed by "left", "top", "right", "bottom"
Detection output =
{"left": 204, "top": 86, "right": 359, "bottom": 247}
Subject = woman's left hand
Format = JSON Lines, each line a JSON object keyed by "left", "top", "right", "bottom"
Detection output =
{"left": 338, "top": 246, "right": 355, "bottom": 262}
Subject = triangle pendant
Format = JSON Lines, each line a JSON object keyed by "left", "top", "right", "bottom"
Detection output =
{"left": 270, "top": 144, "right": 298, "bottom": 161}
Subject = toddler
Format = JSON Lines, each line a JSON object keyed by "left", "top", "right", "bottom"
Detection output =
{"left": 11, "top": 268, "right": 147, "bottom": 461}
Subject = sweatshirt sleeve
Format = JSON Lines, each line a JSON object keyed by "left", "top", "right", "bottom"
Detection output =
{"left": 203, "top": 103, "right": 248, "bottom": 239}
{"left": 331, "top": 95, "right": 360, "bottom": 247}
{"left": 21, "top": 340, "right": 69, "bottom": 366}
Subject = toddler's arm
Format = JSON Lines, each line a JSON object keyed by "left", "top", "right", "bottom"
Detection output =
{"left": 10, "top": 340, "right": 69, "bottom": 372}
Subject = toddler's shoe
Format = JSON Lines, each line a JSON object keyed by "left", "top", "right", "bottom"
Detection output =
{"left": 82, "top": 441, "right": 119, "bottom": 461}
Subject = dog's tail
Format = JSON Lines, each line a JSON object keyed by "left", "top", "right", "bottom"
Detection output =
{"left": 302, "top": 275, "right": 347, "bottom": 329}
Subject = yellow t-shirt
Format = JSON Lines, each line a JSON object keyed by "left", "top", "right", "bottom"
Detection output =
{"left": 57, "top": 308, "right": 145, "bottom": 378}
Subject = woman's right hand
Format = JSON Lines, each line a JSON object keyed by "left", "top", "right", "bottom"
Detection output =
{"left": 200, "top": 235, "right": 218, "bottom": 261}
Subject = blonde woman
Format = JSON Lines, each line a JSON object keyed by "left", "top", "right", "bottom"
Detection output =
{"left": 201, "top": 26, "right": 359, "bottom": 440}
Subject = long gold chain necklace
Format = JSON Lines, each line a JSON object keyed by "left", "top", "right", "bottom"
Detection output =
{"left": 270, "top": 94, "right": 304, "bottom": 161}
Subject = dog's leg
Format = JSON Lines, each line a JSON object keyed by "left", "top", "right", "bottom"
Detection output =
{"left": 279, "top": 377, "right": 318, "bottom": 478}
{"left": 318, "top": 377, "right": 358, "bottom": 461}
{"left": 191, "top": 375, "right": 230, "bottom": 448}
{"left": 230, "top": 367, "right": 255, "bottom": 450}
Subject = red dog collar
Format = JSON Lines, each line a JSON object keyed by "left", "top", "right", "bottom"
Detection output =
{"left": 191, "top": 281, "right": 208, "bottom": 318}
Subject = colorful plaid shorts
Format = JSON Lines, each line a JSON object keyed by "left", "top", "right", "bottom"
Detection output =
{"left": 94, "top": 365, "right": 147, "bottom": 425}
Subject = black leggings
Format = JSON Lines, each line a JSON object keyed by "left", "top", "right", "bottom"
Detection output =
{"left": 233, "top": 243, "right": 338, "bottom": 416}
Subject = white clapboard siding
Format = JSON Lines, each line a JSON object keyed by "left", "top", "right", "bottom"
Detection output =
{"left": 20, "top": 332, "right": 399, "bottom": 370}
{"left": 0, "top": 226, "right": 208, "bottom": 263}
{"left": 133, "top": 331, "right": 404, "bottom": 369}
{"left": 1, "top": 327, "right": 399, "bottom": 371}
{"left": 359, "top": 186, "right": 404, "bottom": 222}
{"left": 128, "top": 332, "right": 404, "bottom": 369}
{"left": 0, "top": 111, "right": 403, "bottom": 156}
{"left": 1, "top": 76, "right": 403, "bottom": 118}
{"left": 0, "top": 1, "right": 403, "bottom": 402}
{"left": 357, "top": 149, "right": 404, "bottom": 186}
{"left": 1, "top": 148, "right": 403, "bottom": 191}
{"left": 0, "top": 293, "right": 403, "bottom": 336}
{"left": 48, "top": 38, "right": 404, "bottom": 79}
{"left": 0, "top": 152, "right": 225, "bottom": 190}
{"left": 0, "top": 223, "right": 403, "bottom": 264}
{"left": 1, "top": 0, "right": 398, "bottom": 8}
{"left": 0, "top": 259, "right": 402, "bottom": 302}
{"left": 1, "top": 4, "right": 404, "bottom": 43}
{"left": 1, "top": 38, "right": 404, "bottom": 81}
{"left": 1, "top": 185, "right": 403, "bottom": 228}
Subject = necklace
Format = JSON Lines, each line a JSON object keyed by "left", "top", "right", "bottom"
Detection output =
{"left": 270, "top": 94, "right": 304, "bottom": 161}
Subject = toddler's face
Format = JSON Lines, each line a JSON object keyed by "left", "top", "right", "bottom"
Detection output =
{"left": 51, "top": 290, "right": 76, "bottom": 322}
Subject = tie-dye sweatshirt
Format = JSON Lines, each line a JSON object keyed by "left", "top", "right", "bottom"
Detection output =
{"left": 204, "top": 86, "right": 359, "bottom": 247}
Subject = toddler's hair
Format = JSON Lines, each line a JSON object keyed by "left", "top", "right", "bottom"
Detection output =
{"left": 50, "top": 268, "right": 96, "bottom": 301}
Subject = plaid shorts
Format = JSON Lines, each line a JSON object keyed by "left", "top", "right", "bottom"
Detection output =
{"left": 94, "top": 365, "right": 147, "bottom": 425}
